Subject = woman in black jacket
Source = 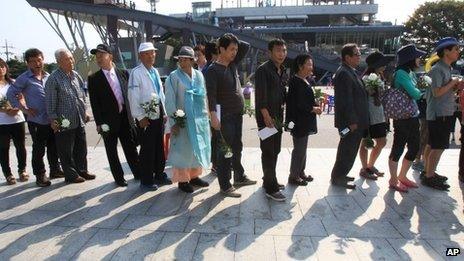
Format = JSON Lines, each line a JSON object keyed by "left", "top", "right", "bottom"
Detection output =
{"left": 285, "top": 54, "right": 322, "bottom": 186}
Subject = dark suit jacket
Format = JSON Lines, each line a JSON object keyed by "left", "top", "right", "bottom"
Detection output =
{"left": 333, "top": 63, "right": 369, "bottom": 130}
{"left": 285, "top": 76, "right": 317, "bottom": 138}
{"left": 88, "top": 68, "right": 136, "bottom": 133}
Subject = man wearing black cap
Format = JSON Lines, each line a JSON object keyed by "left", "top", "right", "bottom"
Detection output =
{"left": 330, "top": 43, "right": 369, "bottom": 189}
{"left": 423, "top": 37, "right": 463, "bottom": 190}
{"left": 88, "top": 44, "right": 141, "bottom": 187}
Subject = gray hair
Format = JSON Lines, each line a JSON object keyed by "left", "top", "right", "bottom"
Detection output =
{"left": 54, "top": 48, "right": 72, "bottom": 61}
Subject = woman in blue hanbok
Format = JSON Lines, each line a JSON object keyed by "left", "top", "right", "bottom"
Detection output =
{"left": 165, "top": 46, "right": 211, "bottom": 193}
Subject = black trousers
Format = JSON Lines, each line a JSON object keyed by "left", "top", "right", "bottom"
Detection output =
{"left": 0, "top": 122, "right": 26, "bottom": 177}
{"left": 28, "top": 122, "right": 60, "bottom": 176}
{"left": 331, "top": 129, "right": 364, "bottom": 181}
{"left": 390, "top": 118, "right": 420, "bottom": 162}
{"left": 55, "top": 126, "right": 88, "bottom": 181}
{"left": 290, "top": 135, "right": 309, "bottom": 179}
{"left": 139, "top": 118, "right": 165, "bottom": 185}
{"left": 103, "top": 114, "right": 140, "bottom": 182}
{"left": 217, "top": 113, "right": 245, "bottom": 191}
{"left": 260, "top": 130, "right": 282, "bottom": 194}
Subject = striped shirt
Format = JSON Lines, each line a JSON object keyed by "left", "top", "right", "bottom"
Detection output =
{"left": 45, "top": 68, "right": 87, "bottom": 129}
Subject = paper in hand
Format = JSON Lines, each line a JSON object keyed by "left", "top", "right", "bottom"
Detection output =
{"left": 216, "top": 104, "right": 221, "bottom": 122}
{"left": 258, "top": 127, "right": 278, "bottom": 140}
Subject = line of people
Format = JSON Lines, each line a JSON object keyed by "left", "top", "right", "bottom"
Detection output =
{"left": 0, "top": 33, "right": 463, "bottom": 203}
{"left": 330, "top": 38, "right": 464, "bottom": 192}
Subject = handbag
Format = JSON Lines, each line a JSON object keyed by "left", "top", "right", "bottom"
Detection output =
{"left": 381, "top": 77, "right": 419, "bottom": 120}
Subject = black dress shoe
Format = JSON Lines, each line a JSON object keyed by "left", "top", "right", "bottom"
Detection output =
{"left": 65, "top": 176, "right": 85, "bottom": 184}
{"left": 50, "top": 169, "right": 65, "bottom": 179}
{"left": 344, "top": 176, "right": 355, "bottom": 182}
{"left": 300, "top": 174, "right": 314, "bottom": 182}
{"left": 80, "top": 172, "right": 96, "bottom": 180}
{"left": 116, "top": 180, "right": 128, "bottom": 187}
{"left": 154, "top": 172, "right": 172, "bottom": 185}
{"left": 264, "top": 183, "right": 285, "bottom": 190}
{"left": 331, "top": 179, "right": 356, "bottom": 189}
{"left": 36, "top": 174, "right": 51, "bottom": 187}
{"left": 178, "top": 182, "right": 194, "bottom": 193}
{"left": 288, "top": 177, "right": 308, "bottom": 186}
{"left": 140, "top": 183, "right": 158, "bottom": 191}
{"left": 189, "top": 177, "right": 209, "bottom": 187}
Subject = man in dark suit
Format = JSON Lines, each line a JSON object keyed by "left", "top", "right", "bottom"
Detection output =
{"left": 330, "top": 43, "right": 369, "bottom": 189}
{"left": 88, "top": 44, "right": 141, "bottom": 187}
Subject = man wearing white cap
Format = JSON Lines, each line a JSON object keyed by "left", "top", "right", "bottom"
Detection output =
{"left": 128, "top": 42, "right": 172, "bottom": 191}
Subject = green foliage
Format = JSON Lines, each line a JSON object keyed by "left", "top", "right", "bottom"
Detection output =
{"left": 313, "top": 88, "right": 323, "bottom": 100}
{"left": 45, "top": 63, "right": 58, "bottom": 73}
{"left": 404, "top": 0, "right": 464, "bottom": 53}
{"left": 6, "top": 59, "right": 27, "bottom": 79}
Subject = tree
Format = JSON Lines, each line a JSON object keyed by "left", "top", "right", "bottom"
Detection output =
{"left": 6, "top": 59, "right": 27, "bottom": 79}
{"left": 403, "top": 0, "right": 464, "bottom": 54}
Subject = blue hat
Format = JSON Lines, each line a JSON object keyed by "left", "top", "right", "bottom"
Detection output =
{"left": 434, "top": 37, "right": 463, "bottom": 52}
{"left": 397, "top": 44, "right": 427, "bottom": 66}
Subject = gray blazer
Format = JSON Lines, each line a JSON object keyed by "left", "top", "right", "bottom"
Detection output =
{"left": 333, "top": 63, "right": 369, "bottom": 130}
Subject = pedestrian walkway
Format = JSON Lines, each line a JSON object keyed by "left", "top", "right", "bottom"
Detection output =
{"left": 0, "top": 147, "right": 462, "bottom": 260}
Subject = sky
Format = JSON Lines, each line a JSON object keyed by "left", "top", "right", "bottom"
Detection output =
{"left": 0, "top": 0, "right": 432, "bottom": 62}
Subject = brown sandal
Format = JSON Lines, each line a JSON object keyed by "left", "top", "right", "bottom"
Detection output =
{"left": 6, "top": 175, "right": 16, "bottom": 185}
{"left": 19, "top": 171, "right": 29, "bottom": 182}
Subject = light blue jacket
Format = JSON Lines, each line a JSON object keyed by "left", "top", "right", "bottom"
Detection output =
{"left": 165, "top": 68, "right": 211, "bottom": 169}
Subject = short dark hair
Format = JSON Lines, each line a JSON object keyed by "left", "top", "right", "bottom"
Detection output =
{"left": 217, "top": 33, "right": 239, "bottom": 52}
{"left": 204, "top": 41, "right": 218, "bottom": 62}
{"left": 437, "top": 45, "right": 457, "bottom": 58}
{"left": 193, "top": 45, "right": 205, "bottom": 56}
{"left": 24, "top": 48, "right": 44, "bottom": 62}
{"left": 292, "top": 53, "right": 313, "bottom": 75}
{"left": 341, "top": 43, "right": 358, "bottom": 61}
{"left": 0, "top": 58, "right": 13, "bottom": 84}
{"left": 268, "top": 38, "right": 286, "bottom": 51}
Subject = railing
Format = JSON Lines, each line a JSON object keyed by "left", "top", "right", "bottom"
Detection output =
{"left": 219, "top": 0, "right": 375, "bottom": 9}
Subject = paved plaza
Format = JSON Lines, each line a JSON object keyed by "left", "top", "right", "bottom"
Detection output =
{"left": 0, "top": 146, "right": 462, "bottom": 260}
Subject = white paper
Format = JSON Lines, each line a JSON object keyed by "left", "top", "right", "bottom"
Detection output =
{"left": 216, "top": 104, "right": 221, "bottom": 122}
{"left": 258, "top": 127, "right": 278, "bottom": 140}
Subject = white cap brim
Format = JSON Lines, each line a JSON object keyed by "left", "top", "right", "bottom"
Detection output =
{"left": 138, "top": 47, "right": 157, "bottom": 53}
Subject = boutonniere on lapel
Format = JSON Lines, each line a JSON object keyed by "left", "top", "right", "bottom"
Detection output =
{"left": 140, "top": 92, "right": 160, "bottom": 120}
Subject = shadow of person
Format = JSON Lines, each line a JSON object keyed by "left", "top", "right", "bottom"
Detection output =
{"left": 0, "top": 181, "right": 67, "bottom": 212}
{"left": 96, "top": 186, "right": 222, "bottom": 260}
{"left": 288, "top": 178, "right": 389, "bottom": 260}
{"left": 0, "top": 182, "right": 117, "bottom": 259}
